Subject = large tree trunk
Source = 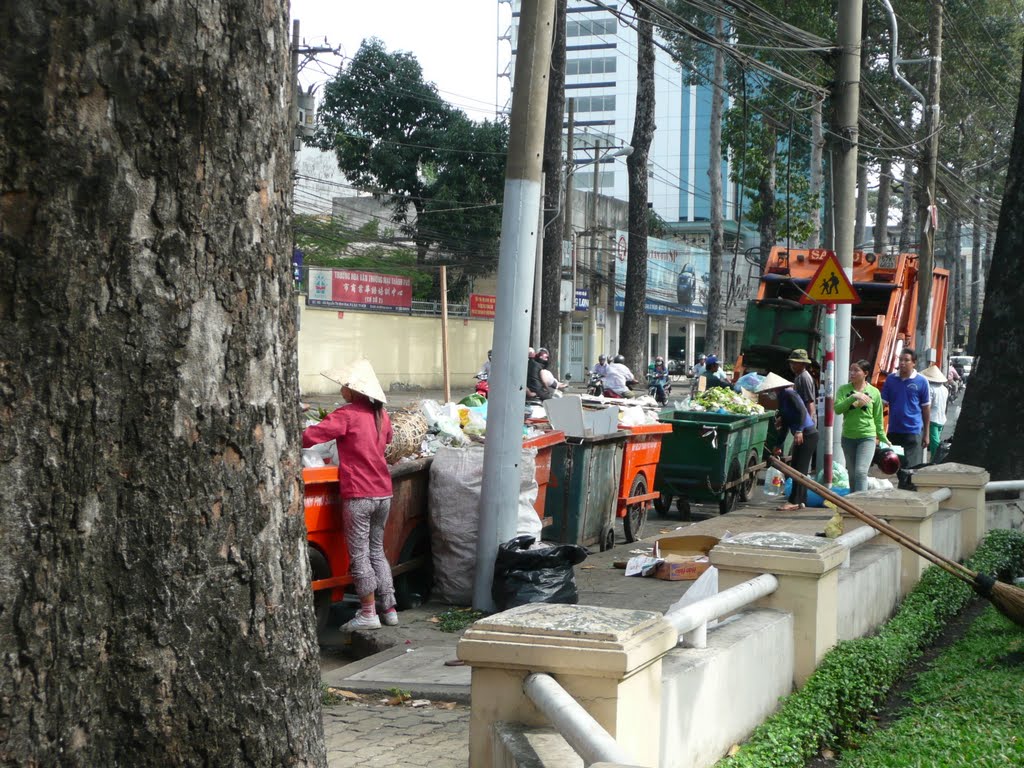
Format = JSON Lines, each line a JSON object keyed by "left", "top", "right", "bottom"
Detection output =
{"left": 621, "top": 1, "right": 655, "bottom": 373}
{"left": 704, "top": 21, "right": 727, "bottom": 359}
{"left": 949, "top": 52, "right": 1024, "bottom": 477}
{"left": 0, "top": 3, "right": 325, "bottom": 765}
{"left": 875, "top": 158, "right": 892, "bottom": 254}
{"left": 541, "top": 0, "right": 567, "bottom": 368}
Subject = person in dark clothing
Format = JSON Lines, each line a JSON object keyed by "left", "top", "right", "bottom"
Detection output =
{"left": 526, "top": 347, "right": 552, "bottom": 401}
{"left": 787, "top": 348, "right": 817, "bottom": 425}
{"left": 758, "top": 372, "right": 818, "bottom": 511}
{"left": 701, "top": 354, "right": 733, "bottom": 389}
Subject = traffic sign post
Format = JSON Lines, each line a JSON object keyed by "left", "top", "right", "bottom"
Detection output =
{"left": 800, "top": 252, "right": 860, "bottom": 487}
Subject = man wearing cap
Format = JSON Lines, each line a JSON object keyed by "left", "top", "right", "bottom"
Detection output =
{"left": 920, "top": 364, "right": 948, "bottom": 457}
{"left": 880, "top": 348, "right": 930, "bottom": 470}
{"left": 701, "top": 355, "right": 732, "bottom": 390}
{"left": 788, "top": 349, "right": 817, "bottom": 426}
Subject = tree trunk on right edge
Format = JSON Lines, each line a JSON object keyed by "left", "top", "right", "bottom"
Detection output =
{"left": 704, "top": 21, "right": 727, "bottom": 359}
{"left": 620, "top": 1, "right": 655, "bottom": 374}
{"left": 948, "top": 51, "right": 1024, "bottom": 479}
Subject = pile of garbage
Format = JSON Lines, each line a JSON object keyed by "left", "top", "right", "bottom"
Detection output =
{"left": 676, "top": 387, "right": 765, "bottom": 416}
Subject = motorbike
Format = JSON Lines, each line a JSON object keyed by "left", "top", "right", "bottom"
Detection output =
{"left": 647, "top": 373, "right": 671, "bottom": 405}
{"left": 474, "top": 372, "right": 489, "bottom": 399}
{"left": 586, "top": 370, "right": 605, "bottom": 396}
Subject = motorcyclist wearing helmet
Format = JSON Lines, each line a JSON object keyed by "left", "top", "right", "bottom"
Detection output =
{"left": 592, "top": 354, "right": 611, "bottom": 378}
{"left": 535, "top": 348, "right": 566, "bottom": 393}
{"left": 604, "top": 354, "right": 638, "bottom": 397}
{"left": 692, "top": 353, "right": 707, "bottom": 381}
{"left": 701, "top": 354, "right": 732, "bottom": 389}
{"left": 526, "top": 347, "right": 552, "bottom": 401}
{"left": 649, "top": 355, "right": 671, "bottom": 404}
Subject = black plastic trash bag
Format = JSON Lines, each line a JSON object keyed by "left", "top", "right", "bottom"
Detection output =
{"left": 491, "top": 535, "right": 589, "bottom": 612}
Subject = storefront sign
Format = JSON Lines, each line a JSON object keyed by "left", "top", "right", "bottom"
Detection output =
{"left": 613, "top": 231, "right": 711, "bottom": 319}
{"left": 307, "top": 268, "right": 412, "bottom": 311}
{"left": 574, "top": 288, "right": 590, "bottom": 311}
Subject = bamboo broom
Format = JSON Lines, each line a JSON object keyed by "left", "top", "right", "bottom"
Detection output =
{"left": 768, "top": 457, "right": 1024, "bottom": 629}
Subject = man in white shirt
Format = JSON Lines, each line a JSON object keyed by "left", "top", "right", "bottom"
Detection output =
{"left": 604, "top": 355, "right": 637, "bottom": 397}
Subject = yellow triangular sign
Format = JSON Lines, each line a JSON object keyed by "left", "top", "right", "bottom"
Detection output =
{"left": 800, "top": 251, "right": 860, "bottom": 305}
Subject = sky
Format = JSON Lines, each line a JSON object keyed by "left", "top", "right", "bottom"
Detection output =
{"left": 289, "top": 0, "right": 511, "bottom": 121}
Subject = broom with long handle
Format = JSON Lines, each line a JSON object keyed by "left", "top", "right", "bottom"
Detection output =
{"left": 768, "top": 456, "right": 1024, "bottom": 628}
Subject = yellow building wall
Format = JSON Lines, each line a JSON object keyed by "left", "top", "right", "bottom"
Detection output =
{"left": 298, "top": 299, "right": 495, "bottom": 394}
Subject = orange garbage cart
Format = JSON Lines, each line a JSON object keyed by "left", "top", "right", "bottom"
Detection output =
{"left": 304, "top": 457, "right": 433, "bottom": 638}
{"left": 616, "top": 422, "right": 673, "bottom": 542}
{"left": 523, "top": 429, "right": 566, "bottom": 530}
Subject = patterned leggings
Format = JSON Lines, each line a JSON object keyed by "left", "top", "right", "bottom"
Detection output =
{"left": 342, "top": 497, "right": 396, "bottom": 610}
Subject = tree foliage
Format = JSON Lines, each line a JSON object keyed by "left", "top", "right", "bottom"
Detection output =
{"left": 309, "top": 38, "right": 507, "bottom": 286}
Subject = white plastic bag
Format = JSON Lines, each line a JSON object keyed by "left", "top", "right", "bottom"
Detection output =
{"left": 301, "top": 440, "right": 338, "bottom": 467}
{"left": 666, "top": 566, "right": 719, "bottom": 620}
{"left": 763, "top": 465, "right": 785, "bottom": 496}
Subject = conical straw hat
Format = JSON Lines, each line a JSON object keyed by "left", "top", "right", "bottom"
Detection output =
{"left": 920, "top": 364, "right": 946, "bottom": 384}
{"left": 755, "top": 372, "right": 794, "bottom": 392}
{"left": 321, "top": 358, "right": 387, "bottom": 404}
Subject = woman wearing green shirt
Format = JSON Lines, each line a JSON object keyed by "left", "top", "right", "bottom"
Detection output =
{"left": 834, "top": 359, "right": 886, "bottom": 492}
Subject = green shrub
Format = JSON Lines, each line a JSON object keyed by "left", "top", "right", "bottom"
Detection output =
{"left": 719, "top": 529, "right": 1024, "bottom": 768}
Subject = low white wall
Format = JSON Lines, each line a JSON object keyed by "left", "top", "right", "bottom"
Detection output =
{"left": 933, "top": 509, "right": 963, "bottom": 563}
{"left": 837, "top": 544, "right": 900, "bottom": 641}
{"left": 987, "top": 500, "right": 1024, "bottom": 533}
{"left": 659, "top": 609, "right": 793, "bottom": 768}
{"left": 298, "top": 299, "right": 494, "bottom": 393}
{"left": 493, "top": 723, "right": 582, "bottom": 768}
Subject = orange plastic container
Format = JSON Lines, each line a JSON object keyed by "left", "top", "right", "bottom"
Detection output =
{"left": 303, "top": 458, "right": 432, "bottom": 635}
{"left": 523, "top": 429, "right": 566, "bottom": 528}
{"left": 616, "top": 422, "right": 673, "bottom": 542}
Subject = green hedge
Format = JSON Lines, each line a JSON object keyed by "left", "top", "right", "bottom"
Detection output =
{"left": 718, "top": 529, "right": 1024, "bottom": 768}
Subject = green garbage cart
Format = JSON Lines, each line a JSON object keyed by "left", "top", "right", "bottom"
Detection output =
{"left": 543, "top": 431, "right": 628, "bottom": 552}
{"left": 654, "top": 410, "right": 775, "bottom": 516}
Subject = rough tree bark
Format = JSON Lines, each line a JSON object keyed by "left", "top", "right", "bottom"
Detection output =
{"left": 0, "top": 3, "right": 325, "bottom": 765}
{"left": 807, "top": 97, "right": 824, "bottom": 249}
{"left": 621, "top": 1, "right": 655, "bottom": 373}
{"left": 704, "top": 19, "right": 727, "bottom": 359}
{"left": 898, "top": 162, "right": 915, "bottom": 251}
{"left": 968, "top": 194, "right": 982, "bottom": 354}
{"left": 948, "top": 52, "right": 1024, "bottom": 478}
{"left": 540, "top": 0, "right": 567, "bottom": 368}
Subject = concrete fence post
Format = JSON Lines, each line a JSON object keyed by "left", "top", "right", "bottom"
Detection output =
{"left": 457, "top": 603, "right": 677, "bottom": 768}
{"left": 709, "top": 532, "right": 846, "bottom": 686}
{"left": 844, "top": 489, "right": 938, "bottom": 597}
{"left": 912, "top": 463, "right": 990, "bottom": 556}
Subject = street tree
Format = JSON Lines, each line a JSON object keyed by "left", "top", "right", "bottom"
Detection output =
{"left": 0, "top": 2, "right": 324, "bottom": 764}
{"left": 309, "top": 39, "right": 507, "bottom": 291}
{"left": 948, "top": 50, "right": 1024, "bottom": 479}
{"left": 541, "top": 0, "right": 568, "bottom": 369}
{"left": 621, "top": 0, "right": 656, "bottom": 374}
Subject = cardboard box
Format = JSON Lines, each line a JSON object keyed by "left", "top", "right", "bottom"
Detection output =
{"left": 653, "top": 535, "right": 720, "bottom": 581}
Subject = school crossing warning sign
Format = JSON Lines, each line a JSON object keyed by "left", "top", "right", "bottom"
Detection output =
{"left": 800, "top": 251, "right": 860, "bottom": 305}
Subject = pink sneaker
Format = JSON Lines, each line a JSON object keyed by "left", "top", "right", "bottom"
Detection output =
{"left": 342, "top": 612, "right": 381, "bottom": 631}
{"left": 381, "top": 609, "right": 399, "bottom": 627}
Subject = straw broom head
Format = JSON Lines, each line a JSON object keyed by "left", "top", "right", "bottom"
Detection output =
{"left": 972, "top": 573, "right": 1024, "bottom": 629}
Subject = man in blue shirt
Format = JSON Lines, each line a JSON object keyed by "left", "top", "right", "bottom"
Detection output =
{"left": 881, "top": 348, "right": 931, "bottom": 470}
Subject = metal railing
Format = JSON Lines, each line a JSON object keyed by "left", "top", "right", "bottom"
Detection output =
{"left": 835, "top": 525, "right": 880, "bottom": 568}
{"left": 927, "top": 487, "right": 953, "bottom": 504}
{"left": 522, "top": 672, "right": 635, "bottom": 767}
{"left": 668, "top": 573, "right": 779, "bottom": 648}
{"left": 985, "top": 479, "right": 1024, "bottom": 494}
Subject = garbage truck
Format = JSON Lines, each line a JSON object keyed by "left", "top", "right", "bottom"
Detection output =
{"left": 734, "top": 247, "right": 950, "bottom": 388}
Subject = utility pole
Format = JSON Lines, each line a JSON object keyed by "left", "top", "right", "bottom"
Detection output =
{"left": 474, "top": 0, "right": 556, "bottom": 611}
{"left": 915, "top": 0, "right": 943, "bottom": 356}
{"left": 831, "top": 0, "right": 864, "bottom": 459}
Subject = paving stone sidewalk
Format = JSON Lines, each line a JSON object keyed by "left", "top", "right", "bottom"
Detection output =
{"left": 322, "top": 698, "right": 469, "bottom": 767}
